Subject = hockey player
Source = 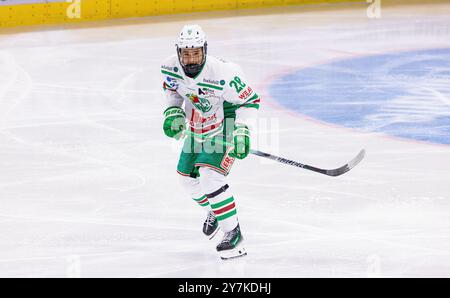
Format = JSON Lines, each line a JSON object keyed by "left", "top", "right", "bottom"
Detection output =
{"left": 160, "top": 25, "right": 260, "bottom": 260}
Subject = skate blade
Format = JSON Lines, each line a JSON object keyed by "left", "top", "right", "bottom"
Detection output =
{"left": 207, "top": 226, "right": 220, "bottom": 240}
{"left": 219, "top": 245, "right": 247, "bottom": 260}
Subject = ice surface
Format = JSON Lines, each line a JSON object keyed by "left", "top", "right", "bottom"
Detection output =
{"left": 0, "top": 3, "right": 450, "bottom": 277}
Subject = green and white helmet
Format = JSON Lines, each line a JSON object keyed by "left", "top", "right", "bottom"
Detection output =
{"left": 176, "top": 24, "right": 208, "bottom": 77}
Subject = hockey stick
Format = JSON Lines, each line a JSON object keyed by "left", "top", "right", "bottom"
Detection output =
{"left": 249, "top": 148, "right": 365, "bottom": 177}
{"left": 184, "top": 130, "right": 365, "bottom": 177}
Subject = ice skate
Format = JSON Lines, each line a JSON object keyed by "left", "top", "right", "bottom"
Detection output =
{"left": 203, "top": 211, "right": 220, "bottom": 240}
{"left": 216, "top": 224, "right": 247, "bottom": 260}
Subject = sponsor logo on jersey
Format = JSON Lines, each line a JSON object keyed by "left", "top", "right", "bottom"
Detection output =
{"left": 221, "top": 149, "right": 235, "bottom": 171}
{"left": 164, "top": 77, "right": 178, "bottom": 90}
{"left": 161, "top": 65, "right": 174, "bottom": 72}
{"left": 239, "top": 86, "right": 253, "bottom": 100}
{"left": 203, "top": 78, "right": 220, "bottom": 86}
{"left": 189, "top": 110, "right": 218, "bottom": 127}
{"left": 186, "top": 93, "right": 212, "bottom": 113}
{"left": 199, "top": 88, "right": 217, "bottom": 96}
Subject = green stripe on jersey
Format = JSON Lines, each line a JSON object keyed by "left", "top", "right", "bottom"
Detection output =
{"left": 241, "top": 103, "right": 260, "bottom": 109}
{"left": 197, "top": 82, "right": 223, "bottom": 90}
{"left": 245, "top": 93, "right": 259, "bottom": 103}
{"left": 161, "top": 70, "right": 184, "bottom": 80}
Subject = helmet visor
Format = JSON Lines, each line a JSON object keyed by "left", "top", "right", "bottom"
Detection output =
{"left": 179, "top": 47, "right": 204, "bottom": 67}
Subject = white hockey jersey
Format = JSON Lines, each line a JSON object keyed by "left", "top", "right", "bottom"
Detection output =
{"left": 161, "top": 55, "right": 260, "bottom": 141}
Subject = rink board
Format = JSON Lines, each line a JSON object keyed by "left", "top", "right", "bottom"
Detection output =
{"left": 0, "top": 0, "right": 360, "bottom": 28}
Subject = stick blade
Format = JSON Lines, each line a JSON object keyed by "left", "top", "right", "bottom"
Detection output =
{"left": 325, "top": 149, "right": 366, "bottom": 177}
